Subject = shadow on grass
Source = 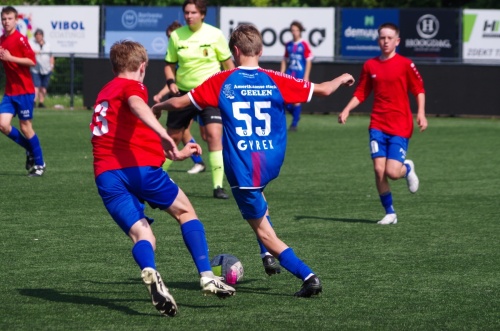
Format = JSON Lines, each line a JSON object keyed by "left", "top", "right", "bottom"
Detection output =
{"left": 0, "top": 172, "right": 28, "bottom": 177}
{"left": 294, "top": 215, "right": 376, "bottom": 224}
{"left": 165, "top": 279, "right": 282, "bottom": 297}
{"left": 17, "top": 288, "right": 152, "bottom": 316}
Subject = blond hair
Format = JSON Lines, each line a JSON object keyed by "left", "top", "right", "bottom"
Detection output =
{"left": 109, "top": 40, "right": 148, "bottom": 74}
{"left": 229, "top": 24, "right": 262, "bottom": 57}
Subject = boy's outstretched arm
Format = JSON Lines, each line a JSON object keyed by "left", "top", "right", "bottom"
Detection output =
{"left": 129, "top": 95, "right": 201, "bottom": 161}
{"left": 313, "top": 73, "right": 355, "bottom": 97}
{"left": 151, "top": 94, "right": 192, "bottom": 119}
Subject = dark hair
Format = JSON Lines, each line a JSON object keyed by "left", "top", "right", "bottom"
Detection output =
{"left": 1, "top": 6, "right": 18, "bottom": 17}
{"left": 34, "top": 29, "right": 44, "bottom": 36}
{"left": 166, "top": 21, "right": 182, "bottom": 38}
{"left": 378, "top": 22, "right": 400, "bottom": 36}
{"left": 182, "top": 0, "right": 207, "bottom": 17}
{"left": 290, "top": 20, "right": 304, "bottom": 32}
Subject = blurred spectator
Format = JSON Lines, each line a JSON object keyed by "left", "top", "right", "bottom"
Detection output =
{"left": 30, "top": 28, "right": 54, "bottom": 108}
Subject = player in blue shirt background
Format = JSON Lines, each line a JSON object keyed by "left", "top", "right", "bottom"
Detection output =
{"left": 280, "top": 21, "right": 314, "bottom": 131}
{"left": 153, "top": 24, "right": 354, "bottom": 297}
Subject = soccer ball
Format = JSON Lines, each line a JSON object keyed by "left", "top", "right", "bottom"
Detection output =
{"left": 210, "top": 254, "right": 244, "bottom": 285}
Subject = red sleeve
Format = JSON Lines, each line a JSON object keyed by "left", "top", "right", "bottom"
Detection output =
{"left": 190, "top": 70, "right": 233, "bottom": 109}
{"left": 125, "top": 80, "right": 148, "bottom": 102}
{"left": 353, "top": 60, "right": 373, "bottom": 103}
{"left": 19, "top": 33, "right": 36, "bottom": 64}
{"left": 283, "top": 42, "right": 289, "bottom": 58}
{"left": 265, "top": 70, "right": 313, "bottom": 104}
{"left": 303, "top": 41, "right": 313, "bottom": 60}
{"left": 407, "top": 62, "right": 425, "bottom": 97}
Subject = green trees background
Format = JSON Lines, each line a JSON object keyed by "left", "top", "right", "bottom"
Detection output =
{"left": 4, "top": 0, "right": 500, "bottom": 8}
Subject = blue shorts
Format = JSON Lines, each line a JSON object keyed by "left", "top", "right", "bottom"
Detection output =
{"left": 0, "top": 94, "right": 35, "bottom": 120}
{"left": 193, "top": 114, "right": 205, "bottom": 127}
{"left": 32, "top": 72, "right": 52, "bottom": 89}
{"left": 369, "top": 129, "right": 409, "bottom": 163}
{"left": 95, "top": 166, "right": 179, "bottom": 234}
{"left": 231, "top": 187, "right": 268, "bottom": 220}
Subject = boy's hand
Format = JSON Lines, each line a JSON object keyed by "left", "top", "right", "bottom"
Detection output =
{"left": 338, "top": 110, "right": 349, "bottom": 124}
{"left": 153, "top": 94, "right": 162, "bottom": 103}
{"left": 341, "top": 73, "right": 355, "bottom": 86}
{"left": 151, "top": 104, "right": 162, "bottom": 119}
{"left": 417, "top": 114, "right": 428, "bottom": 132}
{"left": 177, "top": 142, "right": 202, "bottom": 161}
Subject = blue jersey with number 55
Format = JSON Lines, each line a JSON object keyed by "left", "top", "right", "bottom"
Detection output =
{"left": 189, "top": 67, "right": 313, "bottom": 189}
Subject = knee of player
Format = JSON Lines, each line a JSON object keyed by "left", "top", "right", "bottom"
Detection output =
{"left": 0, "top": 123, "right": 10, "bottom": 134}
{"left": 257, "top": 229, "right": 278, "bottom": 243}
{"left": 385, "top": 168, "right": 401, "bottom": 180}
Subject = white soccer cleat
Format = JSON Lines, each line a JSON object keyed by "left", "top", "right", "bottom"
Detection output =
{"left": 404, "top": 160, "right": 419, "bottom": 193}
{"left": 141, "top": 267, "right": 178, "bottom": 317}
{"left": 187, "top": 162, "right": 206, "bottom": 174}
{"left": 28, "top": 163, "right": 46, "bottom": 177}
{"left": 200, "top": 276, "right": 236, "bottom": 299}
{"left": 377, "top": 213, "right": 398, "bottom": 225}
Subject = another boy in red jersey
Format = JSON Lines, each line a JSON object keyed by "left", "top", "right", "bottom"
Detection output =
{"left": 338, "top": 22, "right": 428, "bottom": 225}
{"left": 90, "top": 40, "right": 235, "bottom": 317}
{"left": 0, "top": 6, "right": 45, "bottom": 176}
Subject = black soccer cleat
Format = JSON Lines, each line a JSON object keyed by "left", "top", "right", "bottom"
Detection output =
{"left": 213, "top": 186, "right": 229, "bottom": 199}
{"left": 25, "top": 151, "right": 34, "bottom": 171}
{"left": 294, "top": 275, "right": 322, "bottom": 298}
{"left": 262, "top": 255, "right": 281, "bottom": 276}
{"left": 28, "top": 163, "right": 46, "bottom": 177}
{"left": 141, "top": 268, "right": 178, "bottom": 317}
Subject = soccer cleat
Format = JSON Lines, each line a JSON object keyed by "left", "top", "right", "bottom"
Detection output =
{"left": 404, "top": 160, "right": 419, "bottom": 193}
{"left": 37, "top": 102, "right": 46, "bottom": 108}
{"left": 377, "top": 213, "right": 398, "bottom": 225}
{"left": 141, "top": 267, "right": 178, "bottom": 317}
{"left": 213, "top": 186, "right": 229, "bottom": 199}
{"left": 28, "top": 163, "right": 46, "bottom": 177}
{"left": 187, "top": 162, "right": 206, "bottom": 174}
{"left": 289, "top": 125, "right": 298, "bottom": 132}
{"left": 262, "top": 255, "right": 281, "bottom": 276}
{"left": 294, "top": 275, "right": 322, "bottom": 298}
{"left": 25, "top": 151, "right": 35, "bottom": 171}
{"left": 200, "top": 276, "right": 236, "bottom": 299}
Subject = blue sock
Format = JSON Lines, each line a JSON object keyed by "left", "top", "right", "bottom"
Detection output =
{"left": 132, "top": 240, "right": 156, "bottom": 270}
{"left": 28, "top": 134, "right": 44, "bottom": 165}
{"left": 278, "top": 247, "right": 314, "bottom": 281}
{"left": 186, "top": 138, "right": 203, "bottom": 164}
{"left": 404, "top": 163, "right": 411, "bottom": 177}
{"left": 380, "top": 192, "right": 395, "bottom": 214}
{"left": 257, "top": 216, "right": 273, "bottom": 257}
{"left": 181, "top": 220, "right": 211, "bottom": 273}
{"left": 7, "top": 127, "right": 30, "bottom": 151}
{"left": 291, "top": 105, "right": 301, "bottom": 127}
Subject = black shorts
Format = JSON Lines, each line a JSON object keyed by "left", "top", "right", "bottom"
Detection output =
{"left": 166, "top": 90, "right": 222, "bottom": 129}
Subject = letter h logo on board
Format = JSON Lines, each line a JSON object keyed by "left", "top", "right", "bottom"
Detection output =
{"left": 483, "top": 20, "right": 499, "bottom": 32}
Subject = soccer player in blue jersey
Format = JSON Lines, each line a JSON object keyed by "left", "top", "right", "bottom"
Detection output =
{"left": 153, "top": 24, "right": 354, "bottom": 297}
{"left": 280, "top": 21, "right": 314, "bottom": 131}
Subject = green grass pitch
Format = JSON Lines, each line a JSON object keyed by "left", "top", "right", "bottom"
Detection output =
{"left": 0, "top": 110, "right": 498, "bottom": 330}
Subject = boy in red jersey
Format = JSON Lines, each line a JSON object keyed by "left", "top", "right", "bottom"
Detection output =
{"left": 338, "top": 22, "right": 428, "bottom": 225}
{"left": 90, "top": 40, "right": 235, "bottom": 317}
{"left": 0, "top": 6, "right": 45, "bottom": 176}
